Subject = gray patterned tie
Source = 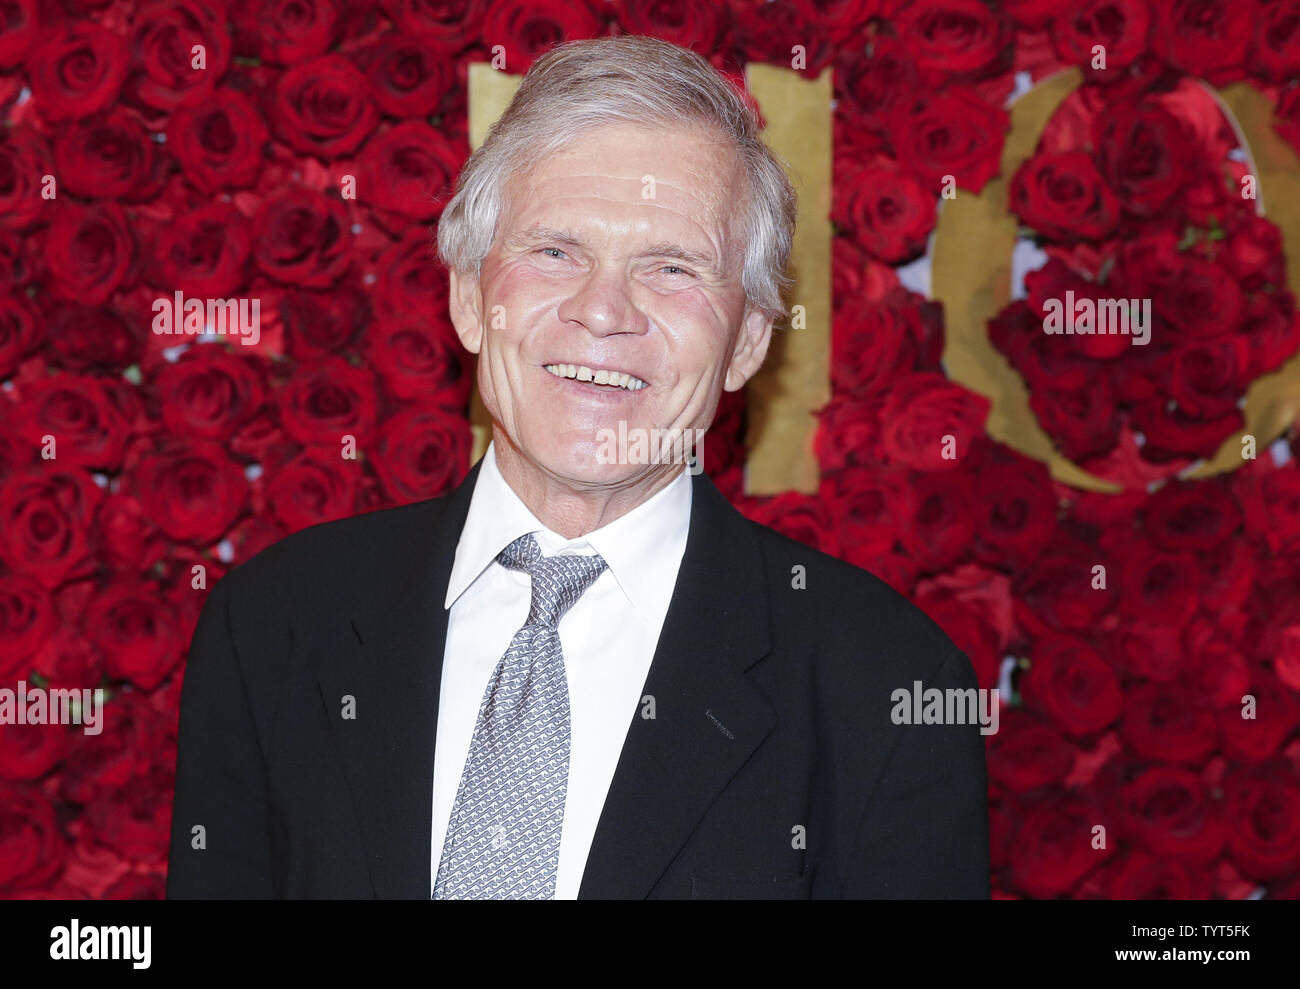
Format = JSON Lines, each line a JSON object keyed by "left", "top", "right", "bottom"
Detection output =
{"left": 433, "top": 532, "right": 608, "bottom": 899}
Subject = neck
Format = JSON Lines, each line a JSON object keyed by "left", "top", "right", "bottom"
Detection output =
{"left": 492, "top": 427, "right": 684, "bottom": 539}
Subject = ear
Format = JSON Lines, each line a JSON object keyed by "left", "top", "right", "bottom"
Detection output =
{"left": 447, "top": 267, "right": 485, "bottom": 354}
{"left": 723, "top": 305, "right": 775, "bottom": 392}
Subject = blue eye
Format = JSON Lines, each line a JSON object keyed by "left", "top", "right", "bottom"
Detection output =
{"left": 540, "top": 247, "right": 566, "bottom": 259}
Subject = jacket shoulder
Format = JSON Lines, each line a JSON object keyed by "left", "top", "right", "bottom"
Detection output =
{"left": 218, "top": 494, "right": 452, "bottom": 599}
{"left": 744, "top": 518, "right": 963, "bottom": 675}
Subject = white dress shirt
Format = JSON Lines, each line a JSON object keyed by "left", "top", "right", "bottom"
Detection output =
{"left": 431, "top": 441, "right": 692, "bottom": 898}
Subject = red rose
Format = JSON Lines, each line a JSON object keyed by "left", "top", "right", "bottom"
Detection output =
{"left": 27, "top": 23, "right": 128, "bottom": 122}
{"left": 1051, "top": 0, "right": 1152, "bottom": 76}
{"left": 0, "top": 230, "right": 38, "bottom": 295}
{"left": 894, "top": 0, "right": 1007, "bottom": 76}
{"left": 168, "top": 89, "right": 269, "bottom": 193}
{"left": 1095, "top": 101, "right": 1192, "bottom": 218}
{"left": 0, "top": 126, "right": 52, "bottom": 231}
{"left": 0, "top": 574, "right": 54, "bottom": 678}
{"left": 280, "top": 284, "right": 371, "bottom": 359}
{"left": 231, "top": 0, "right": 343, "bottom": 65}
{"left": 45, "top": 202, "right": 136, "bottom": 304}
{"left": 739, "top": 490, "right": 836, "bottom": 554}
{"left": 1241, "top": 293, "right": 1300, "bottom": 379}
{"left": 890, "top": 89, "right": 1009, "bottom": 194}
{"left": 0, "top": 291, "right": 40, "bottom": 379}
{"left": 44, "top": 305, "right": 142, "bottom": 375}
{"left": 841, "top": 36, "right": 919, "bottom": 124}
{"left": 1009, "top": 152, "right": 1119, "bottom": 242}
{"left": 1111, "top": 541, "right": 1201, "bottom": 626}
{"left": 815, "top": 396, "right": 884, "bottom": 473}
{"left": 1009, "top": 792, "right": 1114, "bottom": 897}
{"left": 374, "top": 227, "right": 448, "bottom": 317}
{"left": 10, "top": 373, "right": 132, "bottom": 472}
{"left": 127, "top": 0, "right": 231, "bottom": 113}
{"left": 825, "top": 463, "right": 913, "bottom": 563}
{"left": 273, "top": 54, "right": 379, "bottom": 160}
{"left": 838, "top": 163, "right": 936, "bottom": 264}
{"left": 1220, "top": 672, "right": 1299, "bottom": 761}
{"left": 1104, "top": 617, "right": 1181, "bottom": 683}
{"left": 277, "top": 357, "right": 380, "bottom": 445}
{"left": 97, "top": 492, "right": 169, "bottom": 575}
{"left": 0, "top": 0, "right": 37, "bottom": 69}
{"left": 1142, "top": 479, "right": 1241, "bottom": 552}
{"left": 785, "top": 0, "right": 874, "bottom": 44}
{"left": 614, "top": 0, "right": 729, "bottom": 55}
{"left": 254, "top": 188, "right": 352, "bottom": 288}
{"left": 1121, "top": 765, "right": 1226, "bottom": 865}
{"left": 1151, "top": 0, "right": 1252, "bottom": 78}
{"left": 364, "top": 316, "right": 472, "bottom": 405}
{"left": 265, "top": 446, "right": 361, "bottom": 533}
{"left": 972, "top": 449, "right": 1058, "bottom": 564}
{"left": 128, "top": 440, "right": 250, "bottom": 545}
{"left": 370, "top": 404, "right": 473, "bottom": 505}
{"left": 1029, "top": 375, "right": 1122, "bottom": 461}
{"left": 1243, "top": 468, "right": 1300, "bottom": 556}
{"left": 879, "top": 373, "right": 990, "bottom": 472}
{"left": 53, "top": 110, "right": 160, "bottom": 202}
{"left": 1015, "top": 542, "right": 1117, "bottom": 635}
{"left": 0, "top": 469, "right": 102, "bottom": 588}
{"left": 1222, "top": 212, "right": 1286, "bottom": 290}
{"left": 1129, "top": 398, "right": 1242, "bottom": 462}
{"left": 0, "top": 785, "right": 66, "bottom": 893}
{"left": 832, "top": 290, "right": 943, "bottom": 397}
{"left": 986, "top": 710, "right": 1075, "bottom": 792}
{"left": 81, "top": 769, "right": 175, "bottom": 864}
{"left": 1120, "top": 682, "right": 1219, "bottom": 764}
{"left": 1163, "top": 337, "right": 1253, "bottom": 420}
{"left": 915, "top": 587, "right": 1002, "bottom": 689}
{"left": 1253, "top": 0, "right": 1300, "bottom": 81}
{"left": 1023, "top": 258, "right": 1132, "bottom": 360}
{"left": 151, "top": 201, "right": 253, "bottom": 298}
{"left": 481, "top": 0, "right": 605, "bottom": 72}
{"left": 1156, "top": 256, "right": 1244, "bottom": 340}
{"left": 897, "top": 469, "right": 976, "bottom": 571}
{"left": 733, "top": 0, "right": 829, "bottom": 76}
{"left": 382, "top": 0, "right": 486, "bottom": 49}
{"left": 1021, "top": 633, "right": 1122, "bottom": 737}
{"left": 357, "top": 121, "right": 461, "bottom": 221}
{"left": 1102, "top": 852, "right": 1210, "bottom": 899}
{"left": 0, "top": 719, "right": 67, "bottom": 783}
{"left": 359, "top": 33, "right": 454, "bottom": 118}
{"left": 150, "top": 347, "right": 267, "bottom": 441}
{"left": 56, "top": 692, "right": 165, "bottom": 804}
{"left": 1223, "top": 768, "right": 1300, "bottom": 880}
{"left": 85, "top": 582, "right": 184, "bottom": 690}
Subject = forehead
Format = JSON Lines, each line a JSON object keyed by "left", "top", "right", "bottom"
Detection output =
{"left": 501, "top": 121, "right": 744, "bottom": 249}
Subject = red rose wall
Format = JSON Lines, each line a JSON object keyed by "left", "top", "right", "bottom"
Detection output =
{"left": 1, "top": 0, "right": 1300, "bottom": 900}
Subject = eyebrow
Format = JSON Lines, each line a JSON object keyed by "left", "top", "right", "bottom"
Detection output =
{"left": 511, "top": 224, "right": 718, "bottom": 270}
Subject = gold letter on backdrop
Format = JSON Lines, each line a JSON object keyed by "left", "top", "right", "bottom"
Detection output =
{"left": 932, "top": 70, "right": 1300, "bottom": 492}
{"left": 463, "top": 61, "right": 832, "bottom": 495}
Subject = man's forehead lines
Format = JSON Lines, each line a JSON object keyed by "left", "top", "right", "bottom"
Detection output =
{"left": 508, "top": 223, "right": 719, "bottom": 267}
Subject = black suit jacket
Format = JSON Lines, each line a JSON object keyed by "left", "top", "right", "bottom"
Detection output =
{"left": 166, "top": 457, "right": 989, "bottom": 899}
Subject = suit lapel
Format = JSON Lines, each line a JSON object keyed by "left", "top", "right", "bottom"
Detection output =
{"left": 578, "top": 471, "right": 776, "bottom": 898}
{"left": 318, "top": 459, "right": 775, "bottom": 900}
{"left": 317, "top": 459, "right": 482, "bottom": 899}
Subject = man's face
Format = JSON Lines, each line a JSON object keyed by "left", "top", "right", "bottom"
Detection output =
{"left": 448, "top": 121, "right": 773, "bottom": 489}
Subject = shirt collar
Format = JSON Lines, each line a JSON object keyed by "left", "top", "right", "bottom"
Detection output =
{"left": 444, "top": 441, "right": 693, "bottom": 628}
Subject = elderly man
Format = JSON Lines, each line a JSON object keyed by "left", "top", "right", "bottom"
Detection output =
{"left": 167, "top": 35, "right": 988, "bottom": 900}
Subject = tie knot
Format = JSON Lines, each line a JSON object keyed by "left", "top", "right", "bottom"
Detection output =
{"left": 497, "top": 533, "right": 608, "bottom": 628}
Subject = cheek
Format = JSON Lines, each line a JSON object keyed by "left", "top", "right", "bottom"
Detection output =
{"left": 647, "top": 292, "right": 734, "bottom": 365}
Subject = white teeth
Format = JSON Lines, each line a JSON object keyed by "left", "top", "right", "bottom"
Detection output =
{"left": 544, "top": 363, "right": 648, "bottom": 390}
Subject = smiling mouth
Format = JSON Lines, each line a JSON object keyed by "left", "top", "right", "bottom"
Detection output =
{"left": 544, "top": 363, "right": 649, "bottom": 391}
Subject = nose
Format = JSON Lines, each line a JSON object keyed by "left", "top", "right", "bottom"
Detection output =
{"left": 555, "top": 264, "right": 646, "bottom": 337}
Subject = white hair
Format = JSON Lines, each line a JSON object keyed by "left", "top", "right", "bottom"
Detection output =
{"left": 436, "top": 35, "right": 797, "bottom": 322}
